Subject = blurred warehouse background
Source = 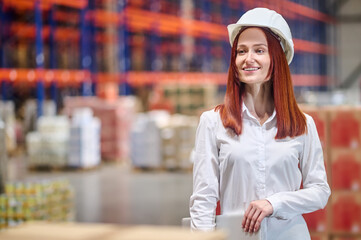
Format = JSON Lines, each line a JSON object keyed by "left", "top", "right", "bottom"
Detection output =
{"left": 0, "top": 0, "right": 361, "bottom": 239}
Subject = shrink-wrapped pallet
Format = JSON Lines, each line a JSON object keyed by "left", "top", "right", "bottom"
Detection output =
{"left": 68, "top": 108, "right": 101, "bottom": 168}
{"left": 130, "top": 113, "right": 162, "bottom": 168}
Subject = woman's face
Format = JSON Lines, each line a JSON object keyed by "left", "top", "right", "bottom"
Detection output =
{"left": 235, "top": 28, "right": 271, "bottom": 85}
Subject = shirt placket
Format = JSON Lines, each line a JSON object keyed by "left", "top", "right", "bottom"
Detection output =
{"left": 257, "top": 124, "right": 267, "bottom": 199}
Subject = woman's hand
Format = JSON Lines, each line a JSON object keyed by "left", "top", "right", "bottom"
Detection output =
{"left": 242, "top": 199, "right": 273, "bottom": 233}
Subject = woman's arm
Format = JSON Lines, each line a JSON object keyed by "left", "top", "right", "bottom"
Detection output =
{"left": 189, "top": 111, "right": 220, "bottom": 231}
{"left": 266, "top": 115, "right": 331, "bottom": 220}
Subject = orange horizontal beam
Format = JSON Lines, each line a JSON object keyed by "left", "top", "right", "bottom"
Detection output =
{"left": 93, "top": 10, "right": 121, "bottom": 26}
{"left": 10, "top": 23, "right": 117, "bottom": 43}
{"left": 294, "top": 39, "right": 335, "bottom": 55}
{"left": 242, "top": 0, "right": 335, "bottom": 23}
{"left": 54, "top": 11, "right": 80, "bottom": 24}
{"left": 285, "top": 0, "right": 335, "bottom": 24}
{"left": 125, "top": 7, "right": 227, "bottom": 40}
{"left": 45, "top": 0, "right": 87, "bottom": 8}
{"left": 3, "top": 0, "right": 87, "bottom": 9}
{"left": 126, "top": 72, "right": 227, "bottom": 86}
{"left": 126, "top": 72, "right": 329, "bottom": 87}
{"left": 10, "top": 23, "right": 80, "bottom": 41}
{"left": 3, "top": 0, "right": 51, "bottom": 10}
{"left": 10, "top": 23, "right": 335, "bottom": 54}
{"left": 0, "top": 69, "right": 330, "bottom": 88}
{"left": 0, "top": 69, "right": 90, "bottom": 85}
{"left": 292, "top": 74, "right": 329, "bottom": 87}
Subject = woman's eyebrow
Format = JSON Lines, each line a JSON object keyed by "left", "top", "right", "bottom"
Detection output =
{"left": 237, "top": 43, "right": 268, "bottom": 48}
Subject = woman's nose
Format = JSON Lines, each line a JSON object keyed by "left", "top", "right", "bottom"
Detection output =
{"left": 245, "top": 52, "right": 255, "bottom": 63}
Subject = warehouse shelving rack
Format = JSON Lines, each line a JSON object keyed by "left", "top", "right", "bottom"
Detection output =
{"left": 0, "top": 0, "right": 335, "bottom": 116}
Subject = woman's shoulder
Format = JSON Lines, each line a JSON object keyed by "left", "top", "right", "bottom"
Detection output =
{"left": 301, "top": 112, "right": 318, "bottom": 133}
{"left": 200, "top": 108, "right": 220, "bottom": 119}
{"left": 302, "top": 112, "right": 315, "bottom": 125}
{"left": 199, "top": 108, "right": 221, "bottom": 126}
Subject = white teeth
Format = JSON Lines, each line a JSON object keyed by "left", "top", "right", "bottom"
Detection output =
{"left": 244, "top": 67, "right": 259, "bottom": 71}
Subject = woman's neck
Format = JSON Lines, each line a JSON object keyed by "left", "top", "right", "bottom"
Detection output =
{"left": 243, "top": 82, "right": 274, "bottom": 125}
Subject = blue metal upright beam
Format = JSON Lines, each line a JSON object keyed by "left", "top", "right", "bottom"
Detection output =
{"left": 0, "top": 2, "right": 11, "bottom": 101}
{"left": 35, "top": 0, "right": 45, "bottom": 117}
{"left": 0, "top": 1, "right": 6, "bottom": 101}
{"left": 79, "top": 3, "right": 92, "bottom": 96}
{"left": 89, "top": 0, "right": 96, "bottom": 96}
{"left": 221, "top": 1, "right": 231, "bottom": 71}
{"left": 49, "top": 4, "right": 58, "bottom": 111}
{"left": 117, "top": 0, "right": 132, "bottom": 95}
{"left": 0, "top": 1, "right": 4, "bottom": 69}
{"left": 201, "top": 0, "right": 211, "bottom": 72}
{"left": 150, "top": 0, "right": 160, "bottom": 72}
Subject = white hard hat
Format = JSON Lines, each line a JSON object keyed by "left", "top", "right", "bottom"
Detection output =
{"left": 227, "top": 8, "right": 294, "bottom": 64}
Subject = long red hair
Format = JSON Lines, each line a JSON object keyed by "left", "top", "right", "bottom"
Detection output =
{"left": 215, "top": 27, "right": 306, "bottom": 139}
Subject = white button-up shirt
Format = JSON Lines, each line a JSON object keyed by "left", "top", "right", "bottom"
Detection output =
{"left": 189, "top": 104, "right": 331, "bottom": 239}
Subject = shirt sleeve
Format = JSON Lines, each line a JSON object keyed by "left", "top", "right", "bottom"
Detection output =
{"left": 189, "top": 111, "right": 220, "bottom": 231}
{"left": 266, "top": 115, "right": 331, "bottom": 220}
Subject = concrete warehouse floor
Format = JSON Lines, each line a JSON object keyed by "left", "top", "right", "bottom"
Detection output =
{"left": 7, "top": 157, "right": 193, "bottom": 226}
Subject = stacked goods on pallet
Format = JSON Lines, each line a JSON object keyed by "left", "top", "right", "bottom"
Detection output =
{"left": 63, "top": 96, "right": 139, "bottom": 162}
{"left": 68, "top": 108, "right": 101, "bottom": 168}
{"left": 161, "top": 114, "right": 198, "bottom": 170}
{"left": 130, "top": 112, "right": 163, "bottom": 168}
{"left": 130, "top": 111, "right": 198, "bottom": 170}
{"left": 0, "top": 101, "right": 17, "bottom": 155}
{"left": 329, "top": 106, "right": 361, "bottom": 238}
{"left": 299, "top": 105, "right": 330, "bottom": 238}
{"left": 0, "top": 179, "right": 74, "bottom": 230}
{"left": 0, "top": 122, "right": 7, "bottom": 194}
{"left": 300, "top": 105, "right": 361, "bottom": 240}
{"left": 26, "top": 116, "right": 70, "bottom": 168}
{"left": 23, "top": 100, "right": 57, "bottom": 135}
{"left": 160, "top": 83, "right": 218, "bottom": 115}
{"left": 333, "top": 238, "right": 361, "bottom": 240}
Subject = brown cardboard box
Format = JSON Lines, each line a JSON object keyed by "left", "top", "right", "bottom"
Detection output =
{"left": 309, "top": 232, "right": 329, "bottom": 240}
{"left": 0, "top": 122, "right": 7, "bottom": 193}
{"left": 63, "top": 96, "right": 139, "bottom": 162}
{"left": 328, "top": 106, "right": 361, "bottom": 149}
{"left": 0, "top": 222, "right": 226, "bottom": 240}
{"left": 332, "top": 236, "right": 361, "bottom": 240}
{"left": 331, "top": 192, "right": 361, "bottom": 233}
{"left": 331, "top": 149, "right": 361, "bottom": 191}
{"left": 303, "top": 208, "right": 328, "bottom": 233}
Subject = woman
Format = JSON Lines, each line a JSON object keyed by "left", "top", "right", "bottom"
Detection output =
{"left": 189, "top": 8, "right": 330, "bottom": 239}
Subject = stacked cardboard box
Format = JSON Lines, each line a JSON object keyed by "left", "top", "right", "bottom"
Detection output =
{"left": 0, "top": 179, "right": 74, "bottom": 230}
{"left": 329, "top": 106, "right": 361, "bottom": 239}
{"left": 23, "top": 99, "right": 57, "bottom": 136}
{"left": 130, "top": 111, "right": 198, "bottom": 170}
{"left": 0, "top": 121, "right": 7, "bottom": 194}
{"left": 300, "top": 105, "right": 361, "bottom": 240}
{"left": 161, "top": 83, "right": 218, "bottom": 115}
{"left": 63, "top": 96, "right": 139, "bottom": 162}
{"left": 161, "top": 114, "right": 198, "bottom": 170}
{"left": 68, "top": 108, "right": 101, "bottom": 168}
{"left": 300, "top": 105, "right": 330, "bottom": 240}
{"left": 26, "top": 116, "right": 70, "bottom": 168}
{"left": 0, "top": 101, "right": 17, "bottom": 155}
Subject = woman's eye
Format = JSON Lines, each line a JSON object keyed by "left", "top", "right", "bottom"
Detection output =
{"left": 237, "top": 50, "right": 246, "bottom": 54}
{"left": 256, "top": 49, "right": 265, "bottom": 54}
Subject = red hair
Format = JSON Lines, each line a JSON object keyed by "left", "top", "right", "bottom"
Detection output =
{"left": 215, "top": 27, "right": 306, "bottom": 139}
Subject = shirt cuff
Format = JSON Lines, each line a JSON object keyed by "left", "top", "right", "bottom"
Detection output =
{"left": 266, "top": 195, "right": 285, "bottom": 219}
